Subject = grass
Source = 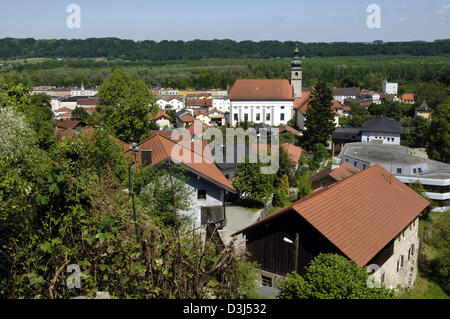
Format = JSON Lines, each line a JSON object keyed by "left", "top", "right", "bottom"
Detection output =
{"left": 398, "top": 275, "right": 449, "bottom": 299}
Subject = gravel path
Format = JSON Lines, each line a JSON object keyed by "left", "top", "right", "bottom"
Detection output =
{"left": 219, "top": 206, "right": 262, "bottom": 248}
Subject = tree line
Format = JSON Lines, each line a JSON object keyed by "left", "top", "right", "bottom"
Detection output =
{"left": 1, "top": 37, "right": 450, "bottom": 60}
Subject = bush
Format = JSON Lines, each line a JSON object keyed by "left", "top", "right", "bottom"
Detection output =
{"left": 278, "top": 254, "right": 394, "bottom": 299}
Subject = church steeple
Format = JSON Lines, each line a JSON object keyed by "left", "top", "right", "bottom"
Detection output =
{"left": 291, "top": 44, "right": 302, "bottom": 98}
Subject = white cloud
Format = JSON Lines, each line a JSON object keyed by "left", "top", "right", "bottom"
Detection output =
{"left": 399, "top": 17, "right": 408, "bottom": 22}
{"left": 436, "top": 9, "right": 446, "bottom": 15}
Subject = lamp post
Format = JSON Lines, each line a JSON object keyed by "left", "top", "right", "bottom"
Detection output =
{"left": 129, "top": 143, "right": 141, "bottom": 243}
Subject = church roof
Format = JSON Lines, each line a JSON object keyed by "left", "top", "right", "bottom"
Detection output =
{"left": 416, "top": 100, "right": 432, "bottom": 112}
{"left": 229, "top": 79, "right": 293, "bottom": 101}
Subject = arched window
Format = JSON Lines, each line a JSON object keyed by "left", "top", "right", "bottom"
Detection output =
{"left": 295, "top": 72, "right": 298, "bottom": 77}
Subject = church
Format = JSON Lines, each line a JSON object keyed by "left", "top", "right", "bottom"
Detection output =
{"left": 228, "top": 46, "right": 303, "bottom": 127}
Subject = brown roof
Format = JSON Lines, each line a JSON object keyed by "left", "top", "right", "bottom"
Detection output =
{"left": 179, "top": 113, "right": 196, "bottom": 123}
{"left": 54, "top": 107, "right": 73, "bottom": 113}
{"left": 54, "top": 120, "right": 81, "bottom": 130}
{"left": 126, "top": 134, "right": 235, "bottom": 193}
{"left": 186, "top": 99, "right": 212, "bottom": 107}
{"left": 77, "top": 98, "right": 99, "bottom": 106}
{"left": 76, "top": 127, "right": 130, "bottom": 151}
{"left": 235, "top": 164, "right": 429, "bottom": 266}
{"left": 401, "top": 93, "right": 414, "bottom": 101}
{"left": 230, "top": 79, "right": 293, "bottom": 100}
{"left": 278, "top": 125, "right": 303, "bottom": 137}
{"left": 296, "top": 94, "right": 343, "bottom": 116}
{"left": 153, "top": 109, "right": 171, "bottom": 120}
{"left": 311, "top": 162, "right": 360, "bottom": 184}
{"left": 282, "top": 143, "right": 303, "bottom": 165}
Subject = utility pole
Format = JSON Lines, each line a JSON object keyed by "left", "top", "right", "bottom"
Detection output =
{"left": 129, "top": 143, "right": 141, "bottom": 243}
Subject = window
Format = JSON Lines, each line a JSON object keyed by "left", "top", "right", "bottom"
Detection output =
{"left": 354, "top": 161, "right": 357, "bottom": 167}
{"left": 418, "top": 168, "right": 422, "bottom": 173}
{"left": 197, "top": 190, "right": 207, "bottom": 200}
{"left": 321, "top": 182, "right": 327, "bottom": 188}
{"left": 234, "top": 114, "right": 238, "bottom": 121}
{"left": 413, "top": 168, "right": 417, "bottom": 174}
{"left": 400, "top": 255, "right": 404, "bottom": 268}
{"left": 244, "top": 114, "right": 249, "bottom": 122}
{"left": 261, "top": 275, "right": 272, "bottom": 287}
{"left": 397, "top": 168, "right": 402, "bottom": 174}
{"left": 363, "top": 164, "right": 366, "bottom": 169}
{"left": 266, "top": 113, "right": 271, "bottom": 121}
{"left": 281, "top": 106, "right": 285, "bottom": 109}
{"left": 367, "top": 137, "right": 370, "bottom": 142}
{"left": 411, "top": 244, "right": 415, "bottom": 256}
{"left": 381, "top": 273, "right": 385, "bottom": 283}
{"left": 280, "top": 114, "right": 285, "bottom": 121}
{"left": 256, "top": 113, "right": 261, "bottom": 121}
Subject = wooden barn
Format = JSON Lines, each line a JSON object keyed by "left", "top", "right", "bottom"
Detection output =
{"left": 234, "top": 165, "right": 429, "bottom": 289}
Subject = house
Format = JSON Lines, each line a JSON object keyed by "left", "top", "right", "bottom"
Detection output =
{"left": 207, "top": 108, "right": 226, "bottom": 127}
{"left": 361, "top": 118, "right": 402, "bottom": 145}
{"left": 211, "top": 143, "right": 257, "bottom": 180}
{"left": 54, "top": 120, "right": 87, "bottom": 140}
{"left": 282, "top": 143, "right": 303, "bottom": 169}
{"left": 332, "top": 87, "right": 361, "bottom": 104}
{"left": 310, "top": 161, "right": 359, "bottom": 189}
{"left": 233, "top": 165, "right": 429, "bottom": 289}
{"left": 331, "top": 127, "right": 361, "bottom": 157}
{"left": 337, "top": 142, "right": 450, "bottom": 211}
{"left": 186, "top": 97, "right": 213, "bottom": 109}
{"left": 294, "top": 92, "right": 344, "bottom": 130}
{"left": 126, "top": 132, "right": 236, "bottom": 229}
{"left": 77, "top": 97, "right": 99, "bottom": 109}
{"left": 212, "top": 94, "right": 231, "bottom": 113}
{"left": 156, "top": 96, "right": 184, "bottom": 111}
{"left": 383, "top": 80, "right": 398, "bottom": 96}
{"left": 153, "top": 109, "right": 172, "bottom": 129}
{"left": 71, "top": 84, "right": 98, "bottom": 97}
{"left": 401, "top": 93, "right": 415, "bottom": 104}
{"left": 176, "top": 112, "right": 196, "bottom": 129}
{"left": 53, "top": 107, "right": 74, "bottom": 120}
{"left": 415, "top": 100, "right": 433, "bottom": 119}
{"left": 52, "top": 87, "right": 72, "bottom": 98}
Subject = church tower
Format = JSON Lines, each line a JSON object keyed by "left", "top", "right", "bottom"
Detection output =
{"left": 291, "top": 44, "right": 302, "bottom": 98}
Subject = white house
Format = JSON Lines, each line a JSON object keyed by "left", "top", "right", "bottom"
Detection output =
{"left": 212, "top": 95, "right": 231, "bottom": 113}
{"left": 70, "top": 84, "right": 98, "bottom": 97}
{"left": 361, "top": 118, "right": 402, "bottom": 145}
{"left": 156, "top": 96, "right": 184, "bottom": 111}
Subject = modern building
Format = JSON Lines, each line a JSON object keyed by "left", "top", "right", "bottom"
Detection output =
{"left": 234, "top": 165, "right": 428, "bottom": 290}
{"left": 338, "top": 142, "right": 450, "bottom": 210}
{"left": 70, "top": 84, "right": 98, "bottom": 97}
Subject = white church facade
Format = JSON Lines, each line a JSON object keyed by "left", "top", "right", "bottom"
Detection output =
{"left": 228, "top": 46, "right": 302, "bottom": 127}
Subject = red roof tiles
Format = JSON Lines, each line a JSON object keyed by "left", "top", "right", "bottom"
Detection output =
{"left": 235, "top": 164, "right": 429, "bottom": 266}
{"left": 230, "top": 79, "right": 293, "bottom": 100}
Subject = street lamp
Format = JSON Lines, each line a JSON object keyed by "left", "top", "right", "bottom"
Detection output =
{"left": 129, "top": 143, "right": 141, "bottom": 243}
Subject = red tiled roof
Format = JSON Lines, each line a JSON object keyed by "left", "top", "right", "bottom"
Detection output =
{"left": 54, "top": 107, "right": 73, "bottom": 113}
{"left": 281, "top": 143, "right": 303, "bottom": 165}
{"left": 296, "top": 93, "right": 343, "bottom": 116}
{"left": 77, "top": 98, "right": 99, "bottom": 106}
{"left": 311, "top": 162, "right": 359, "bottom": 184}
{"left": 235, "top": 164, "right": 429, "bottom": 266}
{"left": 278, "top": 125, "right": 303, "bottom": 137}
{"left": 179, "top": 113, "right": 196, "bottom": 123}
{"left": 401, "top": 93, "right": 414, "bottom": 101}
{"left": 153, "top": 109, "right": 171, "bottom": 120}
{"left": 127, "top": 134, "right": 235, "bottom": 193}
{"left": 54, "top": 120, "right": 80, "bottom": 130}
{"left": 230, "top": 79, "right": 293, "bottom": 100}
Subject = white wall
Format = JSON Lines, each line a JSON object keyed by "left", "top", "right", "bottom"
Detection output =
{"left": 230, "top": 101, "right": 294, "bottom": 127}
{"left": 212, "top": 97, "right": 230, "bottom": 113}
{"left": 373, "top": 217, "right": 419, "bottom": 290}
{"left": 361, "top": 132, "right": 400, "bottom": 145}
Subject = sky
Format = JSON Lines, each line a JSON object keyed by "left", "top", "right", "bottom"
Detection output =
{"left": 0, "top": 0, "right": 449, "bottom": 42}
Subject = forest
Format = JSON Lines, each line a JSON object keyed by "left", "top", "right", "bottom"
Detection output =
{"left": 2, "top": 55, "right": 450, "bottom": 93}
{"left": 1, "top": 38, "right": 450, "bottom": 61}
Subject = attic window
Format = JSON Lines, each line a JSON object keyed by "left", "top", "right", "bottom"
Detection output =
{"left": 197, "top": 190, "right": 207, "bottom": 200}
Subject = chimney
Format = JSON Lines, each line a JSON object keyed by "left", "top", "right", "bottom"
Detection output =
{"left": 141, "top": 149, "right": 152, "bottom": 167}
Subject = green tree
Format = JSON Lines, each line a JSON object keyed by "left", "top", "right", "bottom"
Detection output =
{"left": 232, "top": 157, "right": 274, "bottom": 206}
{"left": 308, "top": 143, "right": 330, "bottom": 170}
{"left": 71, "top": 106, "right": 89, "bottom": 122}
{"left": 427, "top": 102, "right": 450, "bottom": 163}
{"left": 278, "top": 254, "right": 394, "bottom": 299}
{"left": 302, "top": 81, "right": 335, "bottom": 151}
{"left": 94, "top": 69, "right": 157, "bottom": 143}
{"left": 409, "top": 180, "right": 435, "bottom": 220}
